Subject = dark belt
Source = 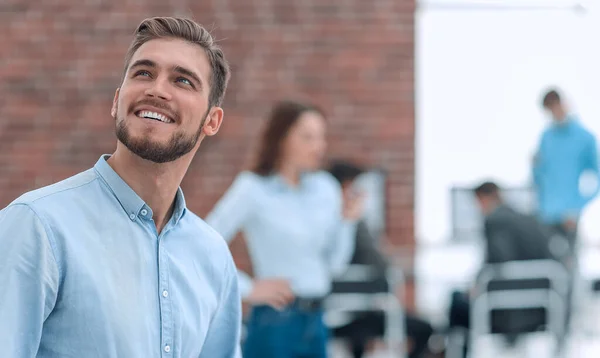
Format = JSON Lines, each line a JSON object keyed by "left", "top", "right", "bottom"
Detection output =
{"left": 293, "top": 297, "right": 324, "bottom": 311}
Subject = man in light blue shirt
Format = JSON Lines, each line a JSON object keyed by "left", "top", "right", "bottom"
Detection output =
{"left": 0, "top": 17, "right": 241, "bottom": 358}
{"left": 533, "top": 88, "right": 599, "bottom": 246}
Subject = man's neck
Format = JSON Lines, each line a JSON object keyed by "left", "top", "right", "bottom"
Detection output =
{"left": 107, "top": 145, "right": 193, "bottom": 234}
{"left": 484, "top": 200, "right": 502, "bottom": 217}
{"left": 553, "top": 109, "right": 569, "bottom": 124}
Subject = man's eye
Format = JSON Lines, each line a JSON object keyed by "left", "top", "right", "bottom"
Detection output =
{"left": 177, "top": 77, "right": 192, "bottom": 86}
{"left": 134, "top": 70, "right": 151, "bottom": 77}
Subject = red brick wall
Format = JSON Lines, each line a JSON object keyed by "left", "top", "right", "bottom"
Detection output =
{"left": 2, "top": 1, "right": 415, "bottom": 280}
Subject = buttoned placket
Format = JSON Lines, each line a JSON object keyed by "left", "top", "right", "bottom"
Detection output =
{"left": 136, "top": 209, "right": 175, "bottom": 357}
{"left": 158, "top": 229, "right": 173, "bottom": 357}
{"left": 157, "top": 223, "right": 174, "bottom": 357}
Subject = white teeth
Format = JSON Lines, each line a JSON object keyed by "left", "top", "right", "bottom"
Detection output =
{"left": 138, "top": 110, "right": 172, "bottom": 123}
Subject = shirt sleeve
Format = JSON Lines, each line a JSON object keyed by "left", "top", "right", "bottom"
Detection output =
{"left": 205, "top": 172, "right": 256, "bottom": 298}
{"left": 532, "top": 133, "right": 546, "bottom": 188}
{"left": 0, "top": 204, "right": 59, "bottom": 356}
{"left": 580, "top": 134, "right": 600, "bottom": 208}
{"left": 205, "top": 172, "right": 256, "bottom": 243}
{"left": 324, "top": 178, "right": 358, "bottom": 277}
{"left": 198, "top": 253, "right": 242, "bottom": 358}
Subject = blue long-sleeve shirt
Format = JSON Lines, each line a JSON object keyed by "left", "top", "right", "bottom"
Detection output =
{"left": 0, "top": 155, "right": 242, "bottom": 358}
{"left": 533, "top": 116, "right": 599, "bottom": 224}
{"left": 206, "top": 171, "right": 357, "bottom": 298}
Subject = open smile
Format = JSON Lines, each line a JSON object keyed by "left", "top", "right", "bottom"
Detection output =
{"left": 135, "top": 110, "right": 175, "bottom": 124}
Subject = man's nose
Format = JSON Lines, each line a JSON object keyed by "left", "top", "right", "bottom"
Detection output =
{"left": 144, "top": 78, "right": 172, "bottom": 101}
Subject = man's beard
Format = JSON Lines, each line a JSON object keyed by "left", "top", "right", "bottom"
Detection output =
{"left": 115, "top": 105, "right": 207, "bottom": 164}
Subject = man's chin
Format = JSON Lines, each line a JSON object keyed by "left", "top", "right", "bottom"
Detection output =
{"left": 137, "top": 154, "right": 179, "bottom": 164}
{"left": 124, "top": 130, "right": 170, "bottom": 143}
{"left": 118, "top": 139, "right": 170, "bottom": 162}
{"left": 115, "top": 124, "right": 198, "bottom": 164}
{"left": 130, "top": 147, "right": 182, "bottom": 164}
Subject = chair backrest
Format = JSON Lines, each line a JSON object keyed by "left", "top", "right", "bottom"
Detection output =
{"left": 475, "top": 259, "right": 569, "bottom": 297}
{"left": 324, "top": 265, "right": 407, "bottom": 356}
{"left": 470, "top": 259, "right": 570, "bottom": 340}
{"left": 331, "top": 264, "right": 389, "bottom": 294}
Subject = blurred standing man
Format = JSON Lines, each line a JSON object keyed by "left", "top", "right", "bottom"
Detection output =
{"left": 534, "top": 88, "right": 599, "bottom": 250}
{"left": 0, "top": 17, "right": 241, "bottom": 358}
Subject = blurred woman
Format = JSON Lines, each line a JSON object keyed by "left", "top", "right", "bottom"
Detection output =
{"left": 206, "top": 100, "right": 363, "bottom": 358}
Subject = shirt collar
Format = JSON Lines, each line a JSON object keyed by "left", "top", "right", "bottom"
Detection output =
{"left": 552, "top": 113, "right": 576, "bottom": 128}
{"left": 270, "top": 171, "right": 310, "bottom": 191}
{"left": 486, "top": 202, "right": 502, "bottom": 217}
{"left": 94, "top": 154, "right": 187, "bottom": 224}
{"left": 172, "top": 187, "right": 188, "bottom": 223}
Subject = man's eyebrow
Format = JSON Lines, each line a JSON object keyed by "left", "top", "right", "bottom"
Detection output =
{"left": 128, "top": 60, "right": 204, "bottom": 90}
{"left": 129, "top": 59, "right": 156, "bottom": 71}
{"left": 173, "top": 65, "right": 203, "bottom": 89}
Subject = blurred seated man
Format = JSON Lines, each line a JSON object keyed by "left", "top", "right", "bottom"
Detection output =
{"left": 328, "top": 161, "right": 433, "bottom": 358}
{"left": 449, "top": 181, "right": 561, "bottom": 351}
{"left": 475, "top": 181, "right": 558, "bottom": 265}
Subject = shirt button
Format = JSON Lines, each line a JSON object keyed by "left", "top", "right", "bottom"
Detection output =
{"left": 162, "top": 290, "right": 169, "bottom": 298}
{"left": 141, "top": 209, "right": 148, "bottom": 216}
{"left": 164, "top": 345, "right": 171, "bottom": 353}
{"left": 129, "top": 214, "right": 136, "bottom": 221}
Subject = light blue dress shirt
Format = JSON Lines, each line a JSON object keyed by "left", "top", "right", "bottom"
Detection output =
{"left": 206, "top": 171, "right": 357, "bottom": 298}
{"left": 533, "top": 116, "right": 600, "bottom": 224}
{"left": 0, "top": 155, "right": 242, "bottom": 358}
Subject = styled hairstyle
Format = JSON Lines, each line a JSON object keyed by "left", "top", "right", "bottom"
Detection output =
{"left": 328, "top": 160, "right": 365, "bottom": 185}
{"left": 122, "top": 17, "right": 230, "bottom": 108}
{"left": 542, "top": 89, "right": 561, "bottom": 108}
{"left": 473, "top": 181, "right": 500, "bottom": 199}
{"left": 251, "top": 100, "right": 324, "bottom": 176}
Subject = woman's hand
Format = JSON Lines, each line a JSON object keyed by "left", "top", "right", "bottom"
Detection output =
{"left": 342, "top": 189, "right": 365, "bottom": 221}
{"left": 246, "top": 279, "right": 295, "bottom": 310}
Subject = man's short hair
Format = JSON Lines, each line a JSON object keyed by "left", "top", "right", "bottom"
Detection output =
{"left": 123, "top": 17, "right": 231, "bottom": 108}
{"left": 542, "top": 89, "right": 561, "bottom": 108}
{"left": 328, "top": 160, "right": 365, "bottom": 185}
{"left": 474, "top": 181, "right": 500, "bottom": 198}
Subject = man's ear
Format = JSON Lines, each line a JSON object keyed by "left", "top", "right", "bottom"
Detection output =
{"left": 111, "top": 88, "right": 120, "bottom": 119}
{"left": 202, "top": 107, "right": 224, "bottom": 137}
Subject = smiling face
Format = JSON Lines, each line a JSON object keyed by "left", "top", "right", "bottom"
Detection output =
{"left": 111, "top": 37, "right": 220, "bottom": 163}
